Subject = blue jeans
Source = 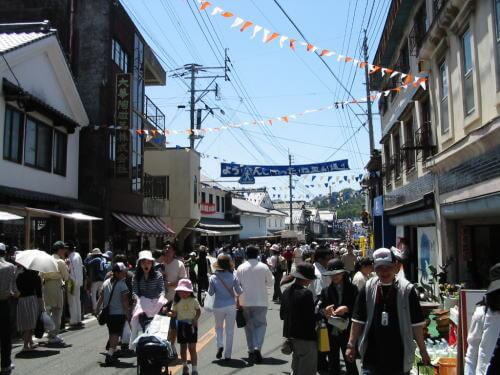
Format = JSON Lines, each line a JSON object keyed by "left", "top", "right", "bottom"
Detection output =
{"left": 242, "top": 306, "right": 268, "bottom": 352}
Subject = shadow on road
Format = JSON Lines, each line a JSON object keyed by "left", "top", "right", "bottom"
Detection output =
{"left": 259, "top": 357, "right": 288, "bottom": 365}
{"left": 15, "top": 349, "right": 60, "bottom": 359}
{"left": 212, "top": 358, "right": 248, "bottom": 368}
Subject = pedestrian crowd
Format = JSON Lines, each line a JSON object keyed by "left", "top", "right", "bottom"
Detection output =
{"left": 0, "top": 239, "right": 499, "bottom": 375}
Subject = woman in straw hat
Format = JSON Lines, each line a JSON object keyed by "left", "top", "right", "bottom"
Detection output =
{"left": 207, "top": 254, "right": 243, "bottom": 361}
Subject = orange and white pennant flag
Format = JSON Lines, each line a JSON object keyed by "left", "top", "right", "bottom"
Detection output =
{"left": 231, "top": 17, "right": 244, "bottom": 28}
{"left": 211, "top": 6, "right": 223, "bottom": 16}
{"left": 262, "top": 29, "right": 271, "bottom": 43}
{"left": 279, "top": 35, "right": 289, "bottom": 48}
{"left": 251, "top": 25, "right": 263, "bottom": 39}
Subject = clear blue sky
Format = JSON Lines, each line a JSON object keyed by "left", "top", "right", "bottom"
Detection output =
{"left": 122, "top": 0, "right": 388, "bottom": 200}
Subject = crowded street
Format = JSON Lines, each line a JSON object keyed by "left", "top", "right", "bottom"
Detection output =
{"left": 1, "top": 0, "right": 500, "bottom": 374}
{"left": 10, "top": 292, "right": 292, "bottom": 375}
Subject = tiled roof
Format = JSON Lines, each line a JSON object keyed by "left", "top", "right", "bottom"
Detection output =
{"left": 232, "top": 198, "right": 272, "bottom": 216}
{"left": 0, "top": 31, "right": 54, "bottom": 54}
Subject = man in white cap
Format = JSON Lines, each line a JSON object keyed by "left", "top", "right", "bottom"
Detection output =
{"left": 346, "top": 248, "right": 430, "bottom": 374}
{"left": 0, "top": 243, "right": 17, "bottom": 373}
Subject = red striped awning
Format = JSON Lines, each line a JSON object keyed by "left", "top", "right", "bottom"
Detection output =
{"left": 113, "top": 213, "right": 175, "bottom": 236}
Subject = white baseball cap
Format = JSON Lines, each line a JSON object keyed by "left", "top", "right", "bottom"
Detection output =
{"left": 373, "top": 248, "right": 396, "bottom": 270}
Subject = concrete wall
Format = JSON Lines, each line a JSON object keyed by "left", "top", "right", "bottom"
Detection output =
{"left": 239, "top": 215, "right": 267, "bottom": 239}
{"left": 144, "top": 148, "right": 200, "bottom": 234}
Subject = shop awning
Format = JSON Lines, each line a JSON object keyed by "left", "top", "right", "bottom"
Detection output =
{"left": 198, "top": 218, "right": 242, "bottom": 231}
{"left": 0, "top": 211, "right": 23, "bottom": 221}
{"left": 0, "top": 205, "right": 101, "bottom": 221}
{"left": 185, "top": 227, "right": 221, "bottom": 236}
{"left": 113, "top": 213, "right": 175, "bottom": 236}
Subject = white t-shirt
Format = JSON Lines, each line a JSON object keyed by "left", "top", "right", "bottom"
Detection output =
{"left": 164, "top": 259, "right": 187, "bottom": 301}
{"left": 352, "top": 271, "right": 368, "bottom": 291}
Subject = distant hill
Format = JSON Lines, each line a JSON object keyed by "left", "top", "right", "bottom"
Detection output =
{"left": 312, "top": 188, "right": 364, "bottom": 220}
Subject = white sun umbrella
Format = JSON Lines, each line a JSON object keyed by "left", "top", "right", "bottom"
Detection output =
{"left": 15, "top": 249, "right": 58, "bottom": 273}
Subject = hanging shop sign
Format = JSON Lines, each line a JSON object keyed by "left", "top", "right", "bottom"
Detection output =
{"left": 115, "top": 73, "right": 132, "bottom": 177}
{"left": 221, "top": 159, "right": 349, "bottom": 183}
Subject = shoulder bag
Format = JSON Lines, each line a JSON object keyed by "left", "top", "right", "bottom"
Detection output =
{"left": 98, "top": 280, "right": 118, "bottom": 326}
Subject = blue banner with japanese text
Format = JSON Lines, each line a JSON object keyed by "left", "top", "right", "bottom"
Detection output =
{"left": 221, "top": 159, "right": 349, "bottom": 179}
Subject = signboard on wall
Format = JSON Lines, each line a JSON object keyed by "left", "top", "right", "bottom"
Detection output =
{"left": 417, "top": 226, "right": 438, "bottom": 282}
{"left": 115, "top": 73, "right": 132, "bottom": 177}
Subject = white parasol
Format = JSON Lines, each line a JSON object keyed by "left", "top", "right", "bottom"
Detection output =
{"left": 15, "top": 249, "right": 58, "bottom": 273}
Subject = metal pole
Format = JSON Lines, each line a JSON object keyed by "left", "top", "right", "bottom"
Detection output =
{"left": 289, "top": 153, "right": 293, "bottom": 231}
{"left": 189, "top": 64, "right": 196, "bottom": 149}
{"left": 60, "top": 216, "right": 65, "bottom": 241}
{"left": 89, "top": 221, "right": 93, "bottom": 253}
{"left": 363, "top": 30, "right": 375, "bottom": 154}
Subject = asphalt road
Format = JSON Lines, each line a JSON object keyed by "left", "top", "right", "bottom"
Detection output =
{"left": 11, "top": 294, "right": 294, "bottom": 375}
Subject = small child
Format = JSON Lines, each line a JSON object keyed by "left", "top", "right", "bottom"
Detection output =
{"left": 170, "top": 279, "right": 201, "bottom": 375}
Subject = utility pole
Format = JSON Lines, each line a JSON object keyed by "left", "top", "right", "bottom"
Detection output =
{"left": 363, "top": 29, "right": 375, "bottom": 155}
{"left": 288, "top": 152, "right": 293, "bottom": 231}
{"left": 172, "top": 50, "right": 231, "bottom": 149}
{"left": 189, "top": 65, "right": 196, "bottom": 149}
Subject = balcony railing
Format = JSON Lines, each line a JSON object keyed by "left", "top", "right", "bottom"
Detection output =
{"left": 433, "top": 0, "right": 447, "bottom": 21}
{"left": 144, "top": 95, "right": 165, "bottom": 133}
{"left": 144, "top": 174, "right": 167, "bottom": 199}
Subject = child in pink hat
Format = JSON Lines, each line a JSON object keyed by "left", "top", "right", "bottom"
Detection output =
{"left": 171, "top": 279, "right": 201, "bottom": 375}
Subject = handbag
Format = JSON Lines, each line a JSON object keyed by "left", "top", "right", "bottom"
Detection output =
{"left": 236, "top": 308, "right": 246, "bottom": 328}
{"left": 98, "top": 280, "right": 118, "bottom": 326}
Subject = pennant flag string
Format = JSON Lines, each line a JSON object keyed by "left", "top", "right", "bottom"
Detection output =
{"left": 196, "top": 0, "right": 428, "bottom": 89}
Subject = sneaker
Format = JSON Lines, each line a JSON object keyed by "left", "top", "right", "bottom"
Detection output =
{"left": 254, "top": 349, "right": 263, "bottom": 363}
{"left": 1, "top": 363, "right": 15, "bottom": 373}
{"left": 48, "top": 336, "right": 64, "bottom": 345}
{"left": 192, "top": 371, "right": 198, "bottom": 375}
{"left": 182, "top": 365, "right": 189, "bottom": 375}
{"left": 216, "top": 347, "right": 223, "bottom": 359}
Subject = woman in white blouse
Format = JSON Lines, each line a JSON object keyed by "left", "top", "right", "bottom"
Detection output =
{"left": 465, "top": 263, "right": 500, "bottom": 375}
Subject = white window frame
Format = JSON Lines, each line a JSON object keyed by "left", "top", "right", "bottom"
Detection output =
{"left": 439, "top": 60, "right": 450, "bottom": 134}
{"left": 461, "top": 27, "right": 475, "bottom": 116}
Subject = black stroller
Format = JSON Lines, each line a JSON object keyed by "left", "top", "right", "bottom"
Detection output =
{"left": 135, "top": 314, "right": 177, "bottom": 375}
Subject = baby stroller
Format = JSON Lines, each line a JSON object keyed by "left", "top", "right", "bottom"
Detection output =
{"left": 135, "top": 314, "right": 177, "bottom": 375}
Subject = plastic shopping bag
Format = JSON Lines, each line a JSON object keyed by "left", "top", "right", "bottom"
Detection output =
{"left": 203, "top": 292, "right": 215, "bottom": 313}
{"left": 41, "top": 311, "right": 55, "bottom": 331}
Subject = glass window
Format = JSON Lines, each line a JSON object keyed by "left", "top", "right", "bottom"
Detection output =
{"left": 393, "top": 131, "right": 401, "bottom": 178}
{"left": 216, "top": 196, "right": 220, "bottom": 212}
{"left": 193, "top": 175, "right": 198, "bottom": 204}
{"left": 24, "top": 117, "right": 52, "bottom": 171}
{"left": 439, "top": 60, "right": 450, "bottom": 134}
{"left": 209, "top": 194, "right": 213, "bottom": 204}
{"left": 221, "top": 196, "right": 225, "bottom": 213}
{"left": 384, "top": 142, "right": 391, "bottom": 185}
{"left": 404, "top": 118, "right": 415, "bottom": 171}
{"left": 3, "top": 106, "right": 24, "bottom": 163}
{"left": 111, "top": 38, "right": 129, "bottom": 72}
{"left": 461, "top": 28, "right": 475, "bottom": 115}
{"left": 201, "top": 192, "right": 206, "bottom": 203}
{"left": 53, "top": 130, "right": 67, "bottom": 176}
{"left": 166, "top": 176, "right": 170, "bottom": 200}
{"left": 109, "top": 133, "right": 116, "bottom": 161}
